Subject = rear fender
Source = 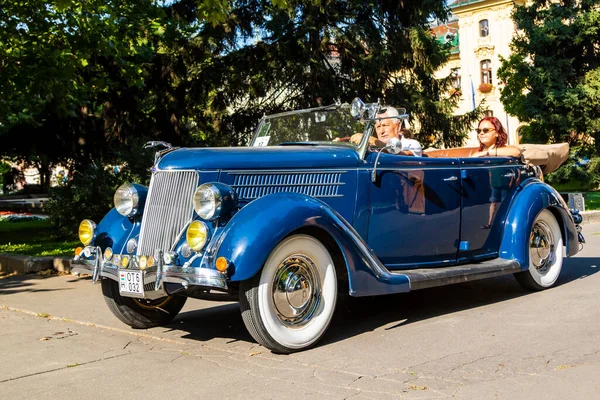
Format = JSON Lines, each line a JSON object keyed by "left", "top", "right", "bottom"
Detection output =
{"left": 500, "top": 179, "right": 578, "bottom": 269}
{"left": 214, "top": 193, "right": 410, "bottom": 296}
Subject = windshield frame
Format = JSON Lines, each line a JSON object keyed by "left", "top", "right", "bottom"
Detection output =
{"left": 248, "top": 103, "right": 381, "bottom": 159}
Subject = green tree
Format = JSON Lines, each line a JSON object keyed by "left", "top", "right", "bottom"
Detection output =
{"left": 200, "top": 0, "right": 480, "bottom": 148}
{"left": 498, "top": 0, "right": 600, "bottom": 154}
{"left": 0, "top": 0, "right": 169, "bottom": 190}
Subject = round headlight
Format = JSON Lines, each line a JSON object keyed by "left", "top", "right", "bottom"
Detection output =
{"left": 193, "top": 183, "right": 237, "bottom": 220}
{"left": 78, "top": 220, "right": 96, "bottom": 246}
{"left": 193, "top": 184, "right": 220, "bottom": 220}
{"left": 186, "top": 220, "right": 209, "bottom": 251}
{"left": 114, "top": 183, "right": 140, "bottom": 217}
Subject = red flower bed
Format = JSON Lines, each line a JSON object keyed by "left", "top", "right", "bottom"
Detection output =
{"left": 0, "top": 211, "right": 48, "bottom": 221}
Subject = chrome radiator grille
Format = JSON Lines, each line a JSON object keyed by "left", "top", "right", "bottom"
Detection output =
{"left": 137, "top": 170, "right": 199, "bottom": 256}
{"left": 230, "top": 172, "right": 345, "bottom": 200}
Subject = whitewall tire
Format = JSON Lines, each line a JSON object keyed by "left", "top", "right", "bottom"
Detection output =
{"left": 240, "top": 234, "right": 338, "bottom": 353}
{"left": 515, "top": 209, "right": 564, "bottom": 291}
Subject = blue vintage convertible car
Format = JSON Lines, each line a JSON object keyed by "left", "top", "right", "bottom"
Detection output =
{"left": 73, "top": 99, "right": 584, "bottom": 353}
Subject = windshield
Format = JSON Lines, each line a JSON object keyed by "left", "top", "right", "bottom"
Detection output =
{"left": 249, "top": 107, "right": 369, "bottom": 147}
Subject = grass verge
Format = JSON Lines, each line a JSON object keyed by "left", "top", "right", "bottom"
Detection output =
{"left": 585, "top": 192, "right": 600, "bottom": 210}
{"left": 0, "top": 220, "right": 78, "bottom": 257}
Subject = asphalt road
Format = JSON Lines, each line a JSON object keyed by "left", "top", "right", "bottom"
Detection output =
{"left": 2, "top": 224, "right": 600, "bottom": 399}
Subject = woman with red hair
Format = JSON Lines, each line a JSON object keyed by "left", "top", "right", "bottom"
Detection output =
{"left": 471, "top": 116, "right": 521, "bottom": 158}
{"left": 472, "top": 117, "right": 521, "bottom": 228}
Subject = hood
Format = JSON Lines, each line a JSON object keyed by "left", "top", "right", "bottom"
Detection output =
{"left": 156, "top": 145, "right": 361, "bottom": 170}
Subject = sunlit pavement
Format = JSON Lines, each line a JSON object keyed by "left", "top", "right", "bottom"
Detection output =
{"left": 1, "top": 224, "right": 600, "bottom": 399}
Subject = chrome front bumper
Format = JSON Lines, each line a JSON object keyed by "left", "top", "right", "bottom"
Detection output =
{"left": 72, "top": 247, "right": 228, "bottom": 300}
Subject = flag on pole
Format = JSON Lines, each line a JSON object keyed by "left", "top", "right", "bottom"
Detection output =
{"left": 470, "top": 75, "right": 476, "bottom": 111}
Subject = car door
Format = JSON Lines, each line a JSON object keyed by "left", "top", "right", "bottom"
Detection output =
{"left": 458, "top": 157, "right": 522, "bottom": 262}
{"left": 367, "top": 153, "right": 461, "bottom": 269}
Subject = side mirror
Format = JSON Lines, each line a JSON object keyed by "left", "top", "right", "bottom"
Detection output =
{"left": 385, "top": 137, "right": 403, "bottom": 154}
{"left": 371, "top": 138, "right": 404, "bottom": 182}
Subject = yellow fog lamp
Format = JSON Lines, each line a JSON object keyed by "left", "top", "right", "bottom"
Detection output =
{"left": 78, "top": 220, "right": 96, "bottom": 246}
{"left": 186, "top": 220, "right": 209, "bottom": 252}
{"left": 104, "top": 247, "right": 113, "bottom": 261}
{"left": 147, "top": 256, "right": 155, "bottom": 268}
{"left": 139, "top": 255, "right": 148, "bottom": 271}
{"left": 121, "top": 255, "right": 130, "bottom": 268}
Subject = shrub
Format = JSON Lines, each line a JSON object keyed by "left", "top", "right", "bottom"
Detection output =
{"left": 546, "top": 156, "right": 600, "bottom": 191}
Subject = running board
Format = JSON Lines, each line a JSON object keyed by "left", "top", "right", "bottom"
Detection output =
{"left": 391, "top": 259, "right": 522, "bottom": 291}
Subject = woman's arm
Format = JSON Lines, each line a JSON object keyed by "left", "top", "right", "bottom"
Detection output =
{"left": 472, "top": 145, "right": 521, "bottom": 158}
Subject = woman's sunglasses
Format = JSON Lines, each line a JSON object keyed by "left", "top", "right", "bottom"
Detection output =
{"left": 475, "top": 128, "right": 495, "bottom": 134}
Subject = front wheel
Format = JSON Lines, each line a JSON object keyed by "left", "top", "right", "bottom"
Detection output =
{"left": 240, "top": 234, "right": 338, "bottom": 353}
{"left": 101, "top": 279, "right": 187, "bottom": 329}
{"left": 514, "top": 209, "right": 564, "bottom": 291}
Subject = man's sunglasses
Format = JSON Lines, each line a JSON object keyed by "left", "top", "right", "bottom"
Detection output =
{"left": 475, "top": 128, "right": 495, "bottom": 134}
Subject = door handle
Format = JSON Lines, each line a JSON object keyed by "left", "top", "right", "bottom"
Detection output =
{"left": 503, "top": 172, "right": 515, "bottom": 178}
{"left": 444, "top": 176, "right": 458, "bottom": 181}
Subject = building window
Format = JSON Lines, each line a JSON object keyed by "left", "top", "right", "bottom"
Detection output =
{"left": 484, "top": 110, "right": 494, "bottom": 117}
{"left": 450, "top": 68, "right": 461, "bottom": 89}
{"left": 481, "top": 59, "right": 492, "bottom": 84}
{"left": 479, "top": 19, "right": 489, "bottom": 37}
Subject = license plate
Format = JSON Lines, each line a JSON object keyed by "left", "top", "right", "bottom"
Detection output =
{"left": 119, "top": 270, "right": 144, "bottom": 296}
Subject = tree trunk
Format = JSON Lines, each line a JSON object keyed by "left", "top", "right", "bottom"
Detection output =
{"left": 36, "top": 157, "right": 52, "bottom": 194}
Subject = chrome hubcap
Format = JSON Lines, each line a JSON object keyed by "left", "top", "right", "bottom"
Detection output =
{"left": 272, "top": 254, "right": 321, "bottom": 327}
{"left": 530, "top": 220, "right": 555, "bottom": 273}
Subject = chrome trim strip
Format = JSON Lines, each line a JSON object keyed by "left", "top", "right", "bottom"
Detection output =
{"left": 459, "top": 165, "right": 520, "bottom": 169}
{"left": 226, "top": 169, "right": 349, "bottom": 174}
{"left": 357, "top": 166, "right": 459, "bottom": 171}
{"left": 231, "top": 183, "right": 346, "bottom": 188}
{"left": 150, "top": 168, "right": 206, "bottom": 173}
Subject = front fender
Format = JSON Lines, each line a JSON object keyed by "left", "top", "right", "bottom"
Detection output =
{"left": 93, "top": 208, "right": 138, "bottom": 253}
{"left": 215, "top": 193, "right": 410, "bottom": 296}
{"left": 500, "top": 179, "right": 578, "bottom": 269}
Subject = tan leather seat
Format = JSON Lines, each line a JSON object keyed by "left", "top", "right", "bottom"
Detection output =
{"left": 423, "top": 147, "right": 479, "bottom": 158}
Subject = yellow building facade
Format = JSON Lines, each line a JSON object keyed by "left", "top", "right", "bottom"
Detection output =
{"left": 435, "top": 0, "right": 525, "bottom": 147}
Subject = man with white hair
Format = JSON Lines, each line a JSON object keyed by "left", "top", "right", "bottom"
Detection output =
{"left": 350, "top": 106, "right": 423, "bottom": 157}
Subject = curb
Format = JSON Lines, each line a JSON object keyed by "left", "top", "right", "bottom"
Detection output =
{"left": 0, "top": 253, "right": 71, "bottom": 276}
{"left": 581, "top": 210, "right": 600, "bottom": 225}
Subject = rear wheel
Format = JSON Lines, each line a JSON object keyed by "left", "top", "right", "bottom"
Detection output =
{"left": 101, "top": 279, "right": 187, "bottom": 328}
{"left": 240, "top": 234, "right": 337, "bottom": 353}
{"left": 514, "top": 209, "right": 564, "bottom": 291}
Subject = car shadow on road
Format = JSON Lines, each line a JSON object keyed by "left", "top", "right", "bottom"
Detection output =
{"left": 168, "top": 303, "right": 251, "bottom": 344}
{"left": 167, "top": 256, "right": 600, "bottom": 351}
{"left": 321, "top": 256, "right": 600, "bottom": 347}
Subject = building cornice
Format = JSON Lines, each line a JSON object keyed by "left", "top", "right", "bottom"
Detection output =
{"left": 450, "top": 0, "right": 525, "bottom": 15}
